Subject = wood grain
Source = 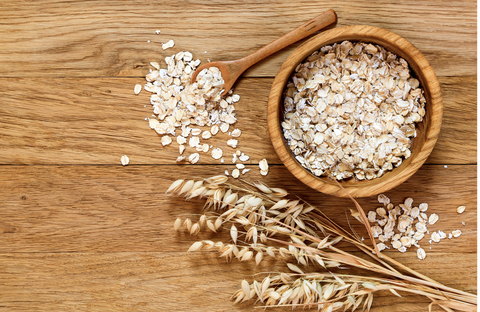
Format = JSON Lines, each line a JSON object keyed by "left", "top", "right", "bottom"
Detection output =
{"left": 0, "top": 164, "right": 475, "bottom": 253}
{"left": 0, "top": 0, "right": 476, "bottom": 78}
{"left": 0, "top": 1, "right": 476, "bottom": 311}
{"left": 0, "top": 252, "right": 475, "bottom": 312}
{"left": 0, "top": 76, "right": 475, "bottom": 165}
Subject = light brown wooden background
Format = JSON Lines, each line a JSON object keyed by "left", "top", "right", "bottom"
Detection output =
{"left": 0, "top": 1, "right": 476, "bottom": 311}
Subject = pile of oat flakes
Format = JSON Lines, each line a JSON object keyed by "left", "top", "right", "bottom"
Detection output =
{"left": 367, "top": 194, "right": 465, "bottom": 260}
{"left": 282, "top": 41, "right": 426, "bottom": 181}
{"left": 130, "top": 37, "right": 269, "bottom": 177}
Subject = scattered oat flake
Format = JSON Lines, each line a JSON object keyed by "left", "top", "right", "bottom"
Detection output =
{"left": 457, "top": 206, "right": 466, "bottom": 214}
{"left": 177, "top": 136, "right": 187, "bottom": 145}
{"left": 259, "top": 159, "right": 269, "bottom": 173}
{"left": 391, "top": 240, "right": 402, "bottom": 249}
{"left": 211, "top": 148, "right": 223, "bottom": 160}
{"left": 134, "top": 84, "right": 142, "bottom": 95}
{"left": 438, "top": 230, "right": 446, "bottom": 239}
{"left": 452, "top": 230, "right": 462, "bottom": 237}
{"left": 176, "top": 155, "right": 185, "bottom": 162}
{"left": 231, "top": 129, "right": 242, "bottom": 137}
{"left": 191, "top": 128, "right": 202, "bottom": 136}
{"left": 189, "top": 137, "right": 200, "bottom": 148}
{"left": 202, "top": 143, "right": 209, "bottom": 153}
{"left": 236, "top": 163, "right": 245, "bottom": 170}
{"left": 162, "top": 39, "right": 175, "bottom": 50}
{"left": 430, "top": 232, "right": 441, "bottom": 243}
{"left": 224, "top": 170, "right": 229, "bottom": 176}
{"left": 211, "top": 125, "right": 219, "bottom": 136}
{"left": 202, "top": 131, "right": 212, "bottom": 139}
{"left": 417, "top": 248, "right": 426, "bottom": 260}
{"left": 227, "top": 139, "right": 238, "bottom": 148}
{"left": 188, "top": 153, "right": 199, "bottom": 164}
{"left": 232, "top": 169, "right": 240, "bottom": 179}
{"left": 242, "top": 168, "right": 250, "bottom": 175}
{"left": 419, "top": 203, "right": 428, "bottom": 212}
{"left": 120, "top": 155, "right": 129, "bottom": 166}
{"left": 428, "top": 213, "right": 439, "bottom": 225}
{"left": 150, "top": 62, "right": 160, "bottom": 70}
{"left": 179, "top": 145, "right": 185, "bottom": 155}
{"left": 220, "top": 123, "right": 229, "bottom": 133}
{"left": 281, "top": 42, "right": 425, "bottom": 181}
{"left": 239, "top": 154, "right": 249, "bottom": 162}
{"left": 161, "top": 136, "right": 172, "bottom": 146}
{"left": 155, "top": 30, "right": 161, "bottom": 34}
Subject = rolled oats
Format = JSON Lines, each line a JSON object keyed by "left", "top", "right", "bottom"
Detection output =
{"left": 220, "top": 123, "right": 229, "bottom": 133}
{"left": 202, "top": 131, "right": 212, "bottom": 139}
{"left": 428, "top": 213, "right": 439, "bottom": 225}
{"left": 367, "top": 211, "right": 376, "bottom": 223}
{"left": 242, "top": 168, "right": 250, "bottom": 175}
{"left": 391, "top": 240, "right": 402, "bottom": 249}
{"left": 120, "top": 155, "right": 129, "bottom": 166}
{"left": 227, "top": 139, "right": 238, "bottom": 148}
{"left": 419, "top": 203, "right": 428, "bottom": 212}
{"left": 189, "top": 137, "right": 200, "bottom": 148}
{"left": 191, "top": 128, "right": 202, "bottom": 136}
{"left": 368, "top": 194, "right": 462, "bottom": 260}
{"left": 188, "top": 153, "right": 199, "bottom": 164}
{"left": 177, "top": 136, "right": 187, "bottom": 145}
{"left": 239, "top": 154, "right": 249, "bottom": 162}
{"left": 452, "top": 230, "right": 462, "bottom": 237}
{"left": 231, "top": 129, "right": 242, "bottom": 137}
{"left": 457, "top": 206, "right": 466, "bottom": 214}
{"left": 161, "top": 136, "right": 172, "bottom": 146}
{"left": 162, "top": 39, "right": 175, "bottom": 50}
{"left": 150, "top": 62, "right": 160, "bottom": 70}
{"left": 417, "top": 248, "right": 426, "bottom": 260}
{"left": 211, "top": 148, "right": 223, "bottom": 160}
{"left": 201, "top": 143, "right": 210, "bottom": 153}
{"left": 259, "top": 159, "right": 269, "bottom": 176}
{"left": 430, "top": 232, "right": 441, "bottom": 243}
{"left": 134, "top": 84, "right": 142, "bottom": 95}
{"left": 140, "top": 50, "right": 248, "bottom": 174}
{"left": 211, "top": 125, "right": 219, "bottom": 135}
{"left": 232, "top": 169, "right": 240, "bottom": 179}
{"left": 281, "top": 41, "right": 426, "bottom": 181}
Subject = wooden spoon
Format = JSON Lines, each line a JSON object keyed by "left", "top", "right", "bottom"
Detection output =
{"left": 190, "top": 9, "right": 337, "bottom": 95}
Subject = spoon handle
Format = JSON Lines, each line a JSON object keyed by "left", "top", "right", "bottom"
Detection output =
{"left": 239, "top": 9, "right": 337, "bottom": 69}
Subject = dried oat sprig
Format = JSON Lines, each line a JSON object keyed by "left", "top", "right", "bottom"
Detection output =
{"left": 235, "top": 273, "right": 476, "bottom": 311}
{"left": 169, "top": 176, "right": 477, "bottom": 311}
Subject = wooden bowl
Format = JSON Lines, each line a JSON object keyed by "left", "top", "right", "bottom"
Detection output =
{"left": 267, "top": 25, "right": 442, "bottom": 198}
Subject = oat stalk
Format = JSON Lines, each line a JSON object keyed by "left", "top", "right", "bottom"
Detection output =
{"left": 168, "top": 176, "right": 476, "bottom": 311}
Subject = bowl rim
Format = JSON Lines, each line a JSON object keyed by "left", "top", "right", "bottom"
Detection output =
{"left": 267, "top": 25, "right": 443, "bottom": 198}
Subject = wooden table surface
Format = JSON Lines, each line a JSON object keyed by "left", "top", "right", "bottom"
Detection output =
{"left": 0, "top": 1, "right": 476, "bottom": 311}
